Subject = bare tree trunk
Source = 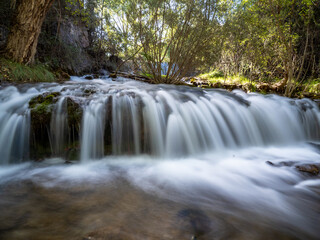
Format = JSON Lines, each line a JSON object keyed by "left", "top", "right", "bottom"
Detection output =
{"left": 5, "top": 0, "right": 55, "bottom": 65}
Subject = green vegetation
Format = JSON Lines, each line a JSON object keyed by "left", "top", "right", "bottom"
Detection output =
{"left": 0, "top": 58, "right": 56, "bottom": 82}
{"left": 303, "top": 79, "right": 320, "bottom": 94}
{"left": 198, "top": 71, "right": 253, "bottom": 85}
{"left": 1, "top": 0, "right": 319, "bottom": 97}
{"left": 197, "top": 69, "right": 320, "bottom": 98}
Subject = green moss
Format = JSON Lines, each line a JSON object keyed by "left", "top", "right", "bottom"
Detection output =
{"left": 29, "top": 92, "right": 60, "bottom": 108}
{"left": 0, "top": 57, "right": 56, "bottom": 82}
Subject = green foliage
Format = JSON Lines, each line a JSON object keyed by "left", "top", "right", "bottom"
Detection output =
{"left": 304, "top": 79, "right": 320, "bottom": 94}
{"left": 199, "top": 70, "right": 252, "bottom": 85}
{"left": 103, "top": 0, "right": 228, "bottom": 83}
{"left": 0, "top": 58, "right": 56, "bottom": 82}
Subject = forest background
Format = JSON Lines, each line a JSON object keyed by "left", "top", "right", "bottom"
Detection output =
{"left": 0, "top": 0, "right": 319, "bottom": 98}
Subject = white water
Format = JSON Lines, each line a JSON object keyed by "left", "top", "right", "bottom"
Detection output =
{"left": 0, "top": 145, "right": 319, "bottom": 238}
{"left": 50, "top": 97, "right": 67, "bottom": 156}
{"left": 0, "top": 78, "right": 319, "bottom": 162}
{"left": 0, "top": 77, "right": 319, "bottom": 239}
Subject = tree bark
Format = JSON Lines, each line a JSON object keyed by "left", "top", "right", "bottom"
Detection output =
{"left": 5, "top": 0, "right": 55, "bottom": 65}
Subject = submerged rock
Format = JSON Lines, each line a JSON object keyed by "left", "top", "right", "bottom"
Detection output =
{"left": 266, "top": 161, "right": 320, "bottom": 176}
{"left": 296, "top": 164, "right": 320, "bottom": 176}
{"left": 176, "top": 209, "right": 212, "bottom": 239}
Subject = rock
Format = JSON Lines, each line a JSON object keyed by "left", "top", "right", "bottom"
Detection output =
{"left": 66, "top": 97, "right": 83, "bottom": 135}
{"left": 59, "top": 20, "right": 89, "bottom": 49}
{"left": 266, "top": 161, "right": 320, "bottom": 176}
{"left": 109, "top": 73, "right": 117, "bottom": 78}
{"left": 29, "top": 92, "right": 61, "bottom": 128}
{"left": 29, "top": 92, "right": 61, "bottom": 160}
{"left": 176, "top": 209, "right": 212, "bottom": 239}
{"left": 29, "top": 94, "right": 83, "bottom": 161}
{"left": 84, "top": 75, "right": 94, "bottom": 80}
{"left": 84, "top": 88, "right": 97, "bottom": 96}
{"left": 56, "top": 70, "right": 71, "bottom": 80}
{"left": 296, "top": 164, "right": 320, "bottom": 176}
{"left": 266, "top": 161, "right": 297, "bottom": 167}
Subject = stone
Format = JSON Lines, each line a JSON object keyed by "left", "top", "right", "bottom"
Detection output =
{"left": 296, "top": 164, "right": 320, "bottom": 176}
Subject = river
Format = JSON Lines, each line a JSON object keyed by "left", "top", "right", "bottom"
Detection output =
{"left": 0, "top": 76, "right": 319, "bottom": 239}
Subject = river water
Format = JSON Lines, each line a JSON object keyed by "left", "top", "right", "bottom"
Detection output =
{"left": 0, "top": 76, "right": 319, "bottom": 239}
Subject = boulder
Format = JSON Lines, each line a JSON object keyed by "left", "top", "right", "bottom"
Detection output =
{"left": 29, "top": 92, "right": 61, "bottom": 160}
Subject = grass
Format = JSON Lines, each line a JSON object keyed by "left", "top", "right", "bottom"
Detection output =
{"left": 198, "top": 70, "right": 254, "bottom": 85}
{"left": 0, "top": 57, "right": 56, "bottom": 82}
{"left": 197, "top": 69, "right": 320, "bottom": 98}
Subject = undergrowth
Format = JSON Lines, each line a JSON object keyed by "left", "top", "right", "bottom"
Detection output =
{"left": 198, "top": 70, "right": 255, "bottom": 85}
{"left": 198, "top": 70, "right": 320, "bottom": 96}
{"left": 0, "top": 58, "right": 56, "bottom": 82}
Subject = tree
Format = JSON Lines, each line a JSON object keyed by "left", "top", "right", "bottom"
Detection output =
{"left": 218, "top": 0, "right": 318, "bottom": 96}
{"left": 5, "top": 0, "right": 55, "bottom": 65}
{"left": 104, "top": 0, "right": 226, "bottom": 83}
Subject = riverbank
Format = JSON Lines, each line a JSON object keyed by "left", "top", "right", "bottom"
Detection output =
{"left": 184, "top": 75, "right": 320, "bottom": 100}
{"left": 1, "top": 57, "right": 320, "bottom": 101}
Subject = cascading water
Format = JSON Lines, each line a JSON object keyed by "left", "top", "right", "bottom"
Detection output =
{"left": 81, "top": 98, "right": 106, "bottom": 161}
{"left": 50, "top": 97, "right": 67, "bottom": 156}
{"left": 0, "top": 78, "right": 319, "bottom": 162}
{"left": 0, "top": 77, "right": 319, "bottom": 240}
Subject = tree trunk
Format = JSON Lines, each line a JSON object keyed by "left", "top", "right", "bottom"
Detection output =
{"left": 5, "top": 0, "right": 55, "bottom": 65}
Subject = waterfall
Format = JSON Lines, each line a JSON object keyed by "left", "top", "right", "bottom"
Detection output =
{"left": 0, "top": 80, "right": 319, "bottom": 164}
{"left": 50, "top": 97, "right": 67, "bottom": 156}
{"left": 0, "top": 86, "right": 37, "bottom": 164}
{"left": 80, "top": 98, "right": 106, "bottom": 161}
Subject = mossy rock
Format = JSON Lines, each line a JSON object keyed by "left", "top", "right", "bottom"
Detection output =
{"left": 28, "top": 92, "right": 61, "bottom": 160}
{"left": 66, "top": 97, "right": 83, "bottom": 128}
{"left": 29, "top": 92, "right": 61, "bottom": 127}
{"left": 29, "top": 92, "right": 61, "bottom": 108}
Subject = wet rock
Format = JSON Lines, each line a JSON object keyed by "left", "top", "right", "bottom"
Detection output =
{"left": 296, "top": 164, "right": 320, "bottom": 176}
{"left": 84, "top": 75, "right": 94, "bottom": 80}
{"left": 29, "top": 92, "right": 61, "bottom": 160}
{"left": 65, "top": 97, "right": 83, "bottom": 160}
{"left": 176, "top": 208, "right": 212, "bottom": 239}
{"left": 29, "top": 94, "right": 83, "bottom": 160}
{"left": 29, "top": 92, "right": 61, "bottom": 109}
{"left": 66, "top": 97, "right": 82, "bottom": 129}
{"left": 109, "top": 73, "right": 117, "bottom": 78}
{"left": 84, "top": 88, "right": 97, "bottom": 96}
{"left": 222, "top": 83, "right": 238, "bottom": 91}
{"left": 266, "top": 161, "right": 297, "bottom": 167}
{"left": 266, "top": 161, "right": 320, "bottom": 176}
